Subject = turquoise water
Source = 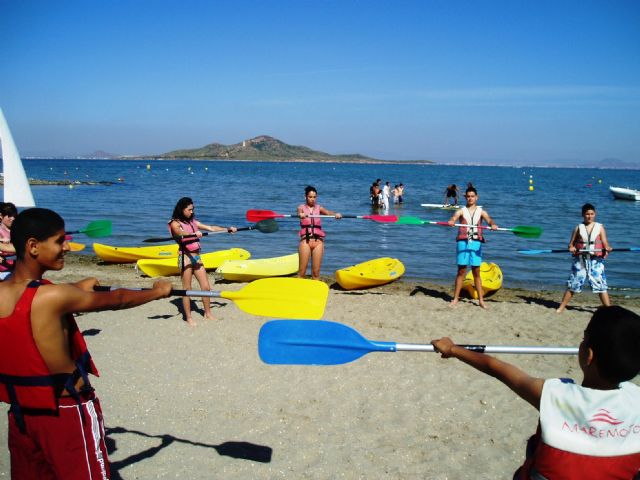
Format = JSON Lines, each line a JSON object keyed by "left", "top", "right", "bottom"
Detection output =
{"left": 12, "top": 159, "right": 640, "bottom": 294}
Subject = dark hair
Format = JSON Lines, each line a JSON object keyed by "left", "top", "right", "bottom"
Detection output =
{"left": 465, "top": 186, "right": 477, "bottom": 195}
{"left": 304, "top": 185, "right": 317, "bottom": 196}
{"left": 11, "top": 208, "right": 65, "bottom": 260}
{"left": 172, "top": 197, "right": 194, "bottom": 222}
{"left": 0, "top": 202, "right": 18, "bottom": 218}
{"left": 585, "top": 306, "right": 640, "bottom": 384}
{"left": 582, "top": 203, "right": 596, "bottom": 215}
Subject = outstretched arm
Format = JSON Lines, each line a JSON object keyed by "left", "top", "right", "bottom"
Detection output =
{"left": 37, "top": 279, "right": 173, "bottom": 316}
{"left": 431, "top": 337, "right": 544, "bottom": 409}
{"left": 195, "top": 220, "right": 232, "bottom": 233}
{"left": 319, "top": 206, "right": 342, "bottom": 219}
{"left": 481, "top": 210, "right": 498, "bottom": 230}
{"left": 448, "top": 209, "right": 463, "bottom": 226}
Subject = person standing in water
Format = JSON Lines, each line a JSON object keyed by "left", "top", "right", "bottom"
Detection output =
{"left": 169, "top": 197, "right": 236, "bottom": 326}
{"left": 443, "top": 184, "right": 461, "bottom": 206}
{"left": 297, "top": 186, "right": 341, "bottom": 280}
{"left": 448, "top": 186, "right": 498, "bottom": 309}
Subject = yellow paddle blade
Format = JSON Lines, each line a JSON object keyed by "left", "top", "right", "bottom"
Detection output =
{"left": 68, "top": 242, "right": 86, "bottom": 252}
{"left": 222, "top": 278, "right": 328, "bottom": 319}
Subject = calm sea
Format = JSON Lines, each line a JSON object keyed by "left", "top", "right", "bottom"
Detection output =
{"left": 12, "top": 159, "right": 640, "bottom": 295}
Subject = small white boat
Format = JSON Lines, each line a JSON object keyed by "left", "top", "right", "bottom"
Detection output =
{"left": 610, "top": 186, "right": 640, "bottom": 201}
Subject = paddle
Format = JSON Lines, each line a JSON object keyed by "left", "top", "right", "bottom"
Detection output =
{"left": 95, "top": 278, "right": 328, "bottom": 319}
{"left": 518, "top": 247, "right": 640, "bottom": 255}
{"left": 258, "top": 320, "right": 578, "bottom": 365}
{"left": 66, "top": 220, "right": 112, "bottom": 238}
{"left": 142, "top": 219, "right": 279, "bottom": 243}
{"left": 246, "top": 209, "right": 397, "bottom": 223}
{"left": 396, "top": 216, "right": 541, "bottom": 239}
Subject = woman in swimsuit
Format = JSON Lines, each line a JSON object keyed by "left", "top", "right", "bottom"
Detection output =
{"left": 169, "top": 197, "right": 236, "bottom": 326}
{"left": 297, "top": 186, "right": 341, "bottom": 280}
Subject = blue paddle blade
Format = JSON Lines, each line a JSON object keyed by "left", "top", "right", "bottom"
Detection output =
{"left": 258, "top": 320, "right": 396, "bottom": 365}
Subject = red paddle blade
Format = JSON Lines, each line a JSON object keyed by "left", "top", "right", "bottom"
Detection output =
{"left": 364, "top": 215, "right": 398, "bottom": 223}
{"left": 246, "top": 209, "right": 283, "bottom": 222}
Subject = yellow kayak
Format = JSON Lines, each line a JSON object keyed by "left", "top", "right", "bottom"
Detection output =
{"left": 335, "top": 257, "right": 405, "bottom": 290}
{"left": 462, "top": 262, "right": 503, "bottom": 299}
{"left": 69, "top": 242, "right": 86, "bottom": 252}
{"left": 136, "top": 248, "right": 251, "bottom": 277}
{"left": 93, "top": 242, "right": 179, "bottom": 263}
{"left": 217, "top": 253, "right": 299, "bottom": 282}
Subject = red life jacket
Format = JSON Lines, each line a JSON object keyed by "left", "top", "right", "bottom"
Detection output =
{"left": 456, "top": 207, "right": 484, "bottom": 242}
{"left": 574, "top": 223, "right": 605, "bottom": 257}
{"left": 169, "top": 218, "right": 201, "bottom": 252}
{"left": 299, "top": 204, "right": 325, "bottom": 240}
{"left": 0, "top": 280, "right": 99, "bottom": 432}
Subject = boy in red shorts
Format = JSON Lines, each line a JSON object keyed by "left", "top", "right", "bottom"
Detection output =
{"left": 0, "top": 208, "right": 172, "bottom": 479}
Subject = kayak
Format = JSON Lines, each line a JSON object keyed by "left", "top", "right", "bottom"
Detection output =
{"left": 93, "top": 242, "right": 179, "bottom": 263}
{"left": 335, "top": 257, "right": 405, "bottom": 290}
{"left": 217, "top": 253, "right": 299, "bottom": 281}
{"left": 462, "top": 262, "right": 503, "bottom": 299}
{"left": 136, "top": 248, "right": 251, "bottom": 277}
{"left": 69, "top": 242, "right": 86, "bottom": 252}
{"left": 421, "top": 203, "right": 460, "bottom": 209}
{"left": 421, "top": 203, "right": 482, "bottom": 210}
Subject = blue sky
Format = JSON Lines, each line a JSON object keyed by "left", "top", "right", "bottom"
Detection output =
{"left": 1, "top": 0, "right": 639, "bottom": 164}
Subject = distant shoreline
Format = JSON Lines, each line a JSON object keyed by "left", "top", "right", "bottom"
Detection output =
{"left": 20, "top": 157, "right": 640, "bottom": 169}
{"left": 23, "top": 157, "right": 435, "bottom": 166}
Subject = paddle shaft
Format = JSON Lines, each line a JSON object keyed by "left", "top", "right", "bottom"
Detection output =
{"left": 438, "top": 222, "right": 511, "bottom": 232}
{"left": 95, "top": 285, "right": 223, "bottom": 298}
{"left": 519, "top": 248, "right": 638, "bottom": 254}
{"left": 394, "top": 342, "right": 578, "bottom": 355}
{"left": 246, "top": 209, "right": 396, "bottom": 222}
{"left": 143, "top": 225, "right": 260, "bottom": 243}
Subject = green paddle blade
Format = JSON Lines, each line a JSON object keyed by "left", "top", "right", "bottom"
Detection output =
{"left": 511, "top": 225, "right": 542, "bottom": 239}
{"left": 67, "top": 220, "right": 112, "bottom": 238}
{"left": 254, "top": 219, "right": 279, "bottom": 233}
{"left": 396, "top": 216, "right": 425, "bottom": 225}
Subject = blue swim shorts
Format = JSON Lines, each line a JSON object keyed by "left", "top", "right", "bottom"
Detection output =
{"left": 566, "top": 256, "right": 608, "bottom": 293}
{"left": 456, "top": 240, "right": 483, "bottom": 267}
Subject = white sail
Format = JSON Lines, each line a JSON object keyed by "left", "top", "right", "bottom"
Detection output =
{"left": 0, "top": 107, "right": 36, "bottom": 207}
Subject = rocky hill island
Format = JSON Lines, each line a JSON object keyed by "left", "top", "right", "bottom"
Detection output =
{"left": 130, "top": 136, "right": 432, "bottom": 164}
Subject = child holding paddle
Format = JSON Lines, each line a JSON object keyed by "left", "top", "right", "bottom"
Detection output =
{"left": 169, "top": 197, "right": 237, "bottom": 326}
{"left": 448, "top": 186, "right": 498, "bottom": 308}
{"left": 297, "top": 185, "right": 341, "bottom": 280}
{"left": 0, "top": 207, "right": 173, "bottom": 479}
{"left": 556, "top": 203, "right": 612, "bottom": 313}
{"left": 431, "top": 305, "right": 640, "bottom": 478}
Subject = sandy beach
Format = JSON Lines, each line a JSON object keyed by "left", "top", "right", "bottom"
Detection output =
{"left": 1, "top": 255, "right": 639, "bottom": 479}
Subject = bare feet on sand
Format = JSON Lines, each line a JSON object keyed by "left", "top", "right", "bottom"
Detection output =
{"left": 185, "top": 318, "right": 198, "bottom": 327}
{"left": 448, "top": 299, "right": 459, "bottom": 308}
{"left": 204, "top": 313, "right": 216, "bottom": 321}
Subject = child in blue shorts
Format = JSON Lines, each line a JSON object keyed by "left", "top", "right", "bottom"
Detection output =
{"left": 556, "top": 203, "right": 612, "bottom": 313}
{"left": 448, "top": 186, "right": 498, "bottom": 308}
